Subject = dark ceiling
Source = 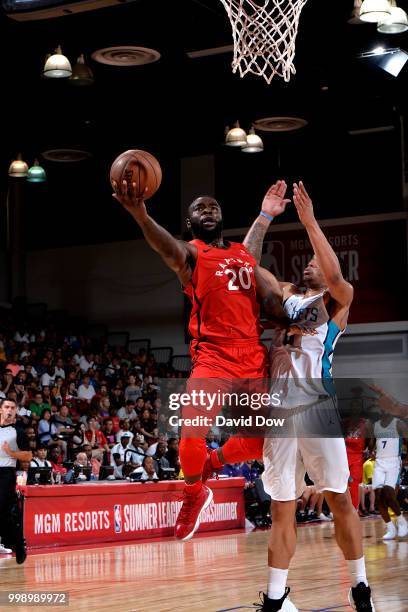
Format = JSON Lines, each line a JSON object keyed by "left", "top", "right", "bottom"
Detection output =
{"left": 1, "top": 0, "right": 408, "bottom": 248}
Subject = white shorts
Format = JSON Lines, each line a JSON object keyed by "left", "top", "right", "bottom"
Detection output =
{"left": 262, "top": 436, "right": 350, "bottom": 501}
{"left": 372, "top": 457, "right": 401, "bottom": 490}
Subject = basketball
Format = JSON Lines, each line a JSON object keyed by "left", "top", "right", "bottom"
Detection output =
{"left": 110, "top": 149, "right": 162, "bottom": 199}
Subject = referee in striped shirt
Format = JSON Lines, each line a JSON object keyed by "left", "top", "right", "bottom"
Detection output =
{"left": 0, "top": 398, "right": 32, "bottom": 563}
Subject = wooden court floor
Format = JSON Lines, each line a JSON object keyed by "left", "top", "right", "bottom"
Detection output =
{"left": 0, "top": 517, "right": 407, "bottom": 612}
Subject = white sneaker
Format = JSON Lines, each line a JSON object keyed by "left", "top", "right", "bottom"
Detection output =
{"left": 396, "top": 515, "right": 408, "bottom": 538}
{"left": 0, "top": 544, "right": 12, "bottom": 554}
{"left": 282, "top": 598, "right": 298, "bottom": 611}
{"left": 318, "top": 512, "right": 332, "bottom": 522}
{"left": 383, "top": 521, "right": 397, "bottom": 540}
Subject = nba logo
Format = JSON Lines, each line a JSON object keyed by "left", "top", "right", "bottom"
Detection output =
{"left": 114, "top": 504, "right": 122, "bottom": 533}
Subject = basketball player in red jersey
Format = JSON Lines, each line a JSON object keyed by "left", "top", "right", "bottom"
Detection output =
{"left": 112, "top": 179, "right": 291, "bottom": 542}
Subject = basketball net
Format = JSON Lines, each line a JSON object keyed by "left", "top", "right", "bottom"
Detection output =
{"left": 219, "top": 0, "right": 309, "bottom": 84}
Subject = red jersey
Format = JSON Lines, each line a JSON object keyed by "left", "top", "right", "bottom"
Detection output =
{"left": 184, "top": 240, "right": 263, "bottom": 343}
{"left": 345, "top": 418, "right": 367, "bottom": 458}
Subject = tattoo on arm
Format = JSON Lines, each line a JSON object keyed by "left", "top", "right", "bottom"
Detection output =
{"left": 243, "top": 218, "right": 269, "bottom": 263}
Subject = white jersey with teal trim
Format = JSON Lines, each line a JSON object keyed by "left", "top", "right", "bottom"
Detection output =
{"left": 374, "top": 418, "right": 401, "bottom": 459}
{"left": 272, "top": 291, "right": 344, "bottom": 407}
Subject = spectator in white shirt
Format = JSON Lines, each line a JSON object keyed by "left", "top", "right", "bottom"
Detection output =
{"left": 54, "top": 358, "right": 66, "bottom": 379}
{"left": 14, "top": 330, "right": 30, "bottom": 343}
{"left": 30, "top": 446, "right": 52, "bottom": 468}
{"left": 110, "top": 432, "right": 144, "bottom": 468}
{"left": 132, "top": 456, "right": 159, "bottom": 481}
{"left": 117, "top": 400, "right": 138, "bottom": 421}
{"left": 116, "top": 419, "right": 133, "bottom": 444}
{"left": 79, "top": 352, "right": 94, "bottom": 373}
{"left": 40, "top": 366, "right": 55, "bottom": 389}
{"left": 78, "top": 375, "right": 96, "bottom": 403}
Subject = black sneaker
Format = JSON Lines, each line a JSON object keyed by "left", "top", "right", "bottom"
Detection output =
{"left": 14, "top": 536, "right": 27, "bottom": 565}
{"left": 349, "top": 582, "right": 375, "bottom": 611}
{"left": 254, "top": 588, "right": 297, "bottom": 611}
{"left": 12, "top": 492, "right": 27, "bottom": 565}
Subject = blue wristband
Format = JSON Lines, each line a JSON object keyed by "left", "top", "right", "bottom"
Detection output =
{"left": 260, "top": 211, "right": 274, "bottom": 222}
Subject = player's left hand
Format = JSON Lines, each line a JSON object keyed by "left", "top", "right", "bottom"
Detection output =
{"left": 261, "top": 180, "right": 291, "bottom": 218}
{"left": 298, "top": 485, "right": 317, "bottom": 510}
{"left": 293, "top": 181, "right": 316, "bottom": 227}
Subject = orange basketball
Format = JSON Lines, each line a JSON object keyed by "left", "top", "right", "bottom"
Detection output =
{"left": 110, "top": 149, "right": 162, "bottom": 199}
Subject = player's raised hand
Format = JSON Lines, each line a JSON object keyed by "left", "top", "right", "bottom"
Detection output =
{"left": 112, "top": 181, "right": 148, "bottom": 222}
{"left": 293, "top": 181, "right": 316, "bottom": 227}
{"left": 261, "top": 180, "right": 291, "bottom": 218}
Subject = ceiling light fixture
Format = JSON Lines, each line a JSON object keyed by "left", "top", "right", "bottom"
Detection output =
{"left": 378, "top": 4, "right": 408, "bottom": 33}
{"left": 225, "top": 121, "right": 248, "bottom": 147}
{"left": 8, "top": 154, "right": 28, "bottom": 178}
{"left": 43, "top": 45, "right": 72, "bottom": 78}
{"left": 70, "top": 54, "right": 94, "bottom": 85}
{"left": 359, "top": 0, "right": 392, "bottom": 22}
{"left": 242, "top": 127, "right": 264, "bottom": 153}
{"left": 27, "top": 159, "right": 47, "bottom": 183}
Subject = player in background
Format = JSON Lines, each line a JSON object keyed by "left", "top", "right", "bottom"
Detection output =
{"left": 367, "top": 412, "right": 408, "bottom": 540}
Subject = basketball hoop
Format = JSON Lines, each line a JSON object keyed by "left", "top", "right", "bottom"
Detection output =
{"left": 219, "top": 0, "right": 309, "bottom": 84}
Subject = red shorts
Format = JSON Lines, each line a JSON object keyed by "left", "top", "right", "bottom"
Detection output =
{"left": 179, "top": 339, "right": 269, "bottom": 439}
{"left": 190, "top": 338, "right": 269, "bottom": 379}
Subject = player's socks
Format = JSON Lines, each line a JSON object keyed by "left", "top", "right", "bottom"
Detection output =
{"left": 347, "top": 557, "right": 368, "bottom": 587}
{"left": 267, "top": 567, "right": 288, "bottom": 600}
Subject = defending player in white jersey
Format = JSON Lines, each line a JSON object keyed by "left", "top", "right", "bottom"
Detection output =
{"left": 243, "top": 181, "right": 375, "bottom": 612}
{"left": 367, "top": 412, "right": 408, "bottom": 540}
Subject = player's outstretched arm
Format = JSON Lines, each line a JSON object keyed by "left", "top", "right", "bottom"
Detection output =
{"left": 255, "top": 265, "right": 288, "bottom": 326}
{"left": 368, "top": 385, "right": 408, "bottom": 418}
{"left": 293, "top": 181, "right": 353, "bottom": 307}
{"left": 244, "top": 180, "right": 291, "bottom": 263}
{"left": 113, "top": 180, "right": 196, "bottom": 285}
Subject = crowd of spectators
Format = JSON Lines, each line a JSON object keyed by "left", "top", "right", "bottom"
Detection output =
{"left": 2, "top": 320, "right": 348, "bottom": 528}
{"left": 1, "top": 323, "right": 185, "bottom": 483}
